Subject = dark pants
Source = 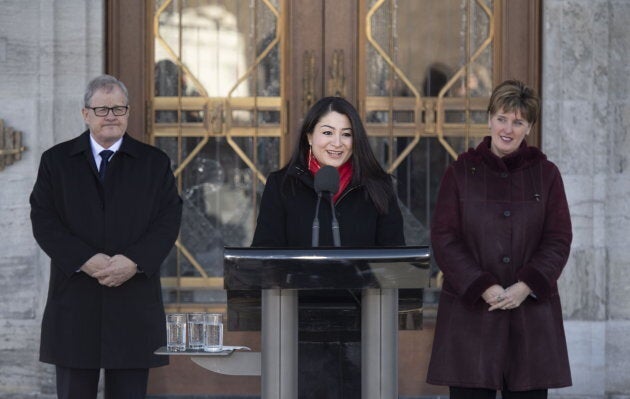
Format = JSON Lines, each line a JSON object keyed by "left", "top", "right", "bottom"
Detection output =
{"left": 298, "top": 290, "right": 362, "bottom": 399}
{"left": 55, "top": 365, "right": 149, "bottom": 399}
{"left": 450, "top": 386, "right": 548, "bottom": 399}
{"left": 298, "top": 341, "right": 361, "bottom": 399}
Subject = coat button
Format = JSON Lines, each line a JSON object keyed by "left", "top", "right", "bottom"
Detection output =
{"left": 502, "top": 256, "right": 511, "bottom": 264}
{"left": 500, "top": 172, "right": 509, "bottom": 178}
{"left": 503, "top": 210, "right": 511, "bottom": 217}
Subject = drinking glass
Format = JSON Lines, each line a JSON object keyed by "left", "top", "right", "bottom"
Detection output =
{"left": 187, "top": 313, "right": 205, "bottom": 350}
{"left": 166, "top": 313, "right": 186, "bottom": 352}
{"left": 203, "top": 313, "right": 223, "bottom": 352}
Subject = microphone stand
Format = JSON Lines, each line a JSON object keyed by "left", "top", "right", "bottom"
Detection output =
{"left": 311, "top": 192, "right": 322, "bottom": 247}
{"left": 327, "top": 193, "right": 357, "bottom": 304}
{"left": 328, "top": 192, "right": 341, "bottom": 247}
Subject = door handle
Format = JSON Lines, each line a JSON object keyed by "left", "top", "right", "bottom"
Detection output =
{"left": 327, "top": 49, "right": 345, "bottom": 98}
{"left": 302, "top": 50, "right": 318, "bottom": 115}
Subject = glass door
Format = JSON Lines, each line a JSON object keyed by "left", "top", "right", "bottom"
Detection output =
{"left": 361, "top": 0, "right": 495, "bottom": 275}
{"left": 151, "top": 0, "right": 284, "bottom": 314}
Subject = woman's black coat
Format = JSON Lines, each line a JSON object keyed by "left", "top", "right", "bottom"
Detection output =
{"left": 252, "top": 164, "right": 404, "bottom": 247}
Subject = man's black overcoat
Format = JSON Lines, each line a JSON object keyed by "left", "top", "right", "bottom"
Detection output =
{"left": 30, "top": 131, "right": 182, "bottom": 369}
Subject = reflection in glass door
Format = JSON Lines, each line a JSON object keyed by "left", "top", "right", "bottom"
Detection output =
{"left": 151, "top": 0, "right": 284, "bottom": 313}
{"left": 362, "top": 0, "right": 494, "bottom": 276}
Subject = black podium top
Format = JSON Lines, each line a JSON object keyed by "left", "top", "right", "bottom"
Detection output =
{"left": 224, "top": 246, "right": 430, "bottom": 290}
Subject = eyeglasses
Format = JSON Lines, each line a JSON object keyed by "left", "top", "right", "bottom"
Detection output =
{"left": 86, "top": 105, "right": 129, "bottom": 117}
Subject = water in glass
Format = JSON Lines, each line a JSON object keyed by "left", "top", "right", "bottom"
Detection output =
{"left": 203, "top": 313, "right": 223, "bottom": 352}
{"left": 166, "top": 314, "right": 186, "bottom": 352}
{"left": 187, "top": 313, "right": 205, "bottom": 350}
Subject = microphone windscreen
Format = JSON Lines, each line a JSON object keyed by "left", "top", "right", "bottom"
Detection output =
{"left": 314, "top": 165, "right": 340, "bottom": 194}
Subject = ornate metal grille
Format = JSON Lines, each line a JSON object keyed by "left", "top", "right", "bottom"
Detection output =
{"left": 149, "top": 0, "right": 495, "bottom": 309}
{"left": 152, "top": 0, "right": 283, "bottom": 312}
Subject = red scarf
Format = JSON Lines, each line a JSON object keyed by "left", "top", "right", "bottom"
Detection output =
{"left": 308, "top": 156, "right": 353, "bottom": 203}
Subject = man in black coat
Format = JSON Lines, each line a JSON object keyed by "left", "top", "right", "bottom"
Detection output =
{"left": 30, "top": 74, "right": 182, "bottom": 399}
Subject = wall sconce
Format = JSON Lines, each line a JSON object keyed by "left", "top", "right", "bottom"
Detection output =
{"left": 0, "top": 119, "right": 26, "bottom": 172}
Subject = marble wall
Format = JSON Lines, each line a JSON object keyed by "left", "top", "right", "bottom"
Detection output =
{"left": 543, "top": 0, "right": 630, "bottom": 398}
{"left": 0, "top": 0, "right": 629, "bottom": 398}
{"left": 0, "top": 0, "right": 104, "bottom": 397}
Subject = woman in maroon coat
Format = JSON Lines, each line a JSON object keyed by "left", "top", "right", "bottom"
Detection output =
{"left": 427, "top": 80, "right": 572, "bottom": 399}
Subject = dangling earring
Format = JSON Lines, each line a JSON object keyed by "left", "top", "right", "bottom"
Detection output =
{"left": 308, "top": 144, "right": 313, "bottom": 166}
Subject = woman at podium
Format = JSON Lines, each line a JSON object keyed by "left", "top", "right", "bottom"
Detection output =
{"left": 252, "top": 96, "right": 405, "bottom": 399}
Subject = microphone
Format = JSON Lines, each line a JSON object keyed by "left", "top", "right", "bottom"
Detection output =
{"left": 312, "top": 166, "right": 341, "bottom": 247}
{"left": 314, "top": 165, "right": 339, "bottom": 194}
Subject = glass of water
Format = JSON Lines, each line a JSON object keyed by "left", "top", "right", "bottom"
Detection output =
{"left": 187, "top": 313, "right": 205, "bottom": 350}
{"left": 203, "top": 313, "right": 223, "bottom": 352}
{"left": 166, "top": 313, "right": 186, "bottom": 352}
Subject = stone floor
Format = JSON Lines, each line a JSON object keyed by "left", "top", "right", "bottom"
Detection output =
{"left": 145, "top": 397, "right": 448, "bottom": 399}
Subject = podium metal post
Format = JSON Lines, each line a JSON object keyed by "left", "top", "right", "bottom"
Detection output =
{"left": 362, "top": 288, "right": 398, "bottom": 399}
{"left": 262, "top": 289, "right": 298, "bottom": 399}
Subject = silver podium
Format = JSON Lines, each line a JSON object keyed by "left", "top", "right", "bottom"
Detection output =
{"left": 222, "top": 246, "right": 430, "bottom": 399}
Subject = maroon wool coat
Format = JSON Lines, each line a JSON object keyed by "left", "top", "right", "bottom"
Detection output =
{"left": 426, "top": 137, "right": 572, "bottom": 391}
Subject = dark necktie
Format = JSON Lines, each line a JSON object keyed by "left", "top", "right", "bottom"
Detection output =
{"left": 98, "top": 150, "right": 114, "bottom": 181}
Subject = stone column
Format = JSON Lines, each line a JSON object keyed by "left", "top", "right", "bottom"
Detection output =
{"left": 542, "top": 0, "right": 630, "bottom": 397}
{"left": 0, "top": 1, "right": 104, "bottom": 397}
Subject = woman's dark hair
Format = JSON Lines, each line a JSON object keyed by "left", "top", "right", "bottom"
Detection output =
{"left": 487, "top": 79, "right": 540, "bottom": 126}
{"left": 284, "top": 96, "right": 393, "bottom": 214}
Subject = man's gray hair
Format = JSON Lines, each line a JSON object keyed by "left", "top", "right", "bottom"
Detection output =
{"left": 83, "top": 74, "right": 129, "bottom": 107}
